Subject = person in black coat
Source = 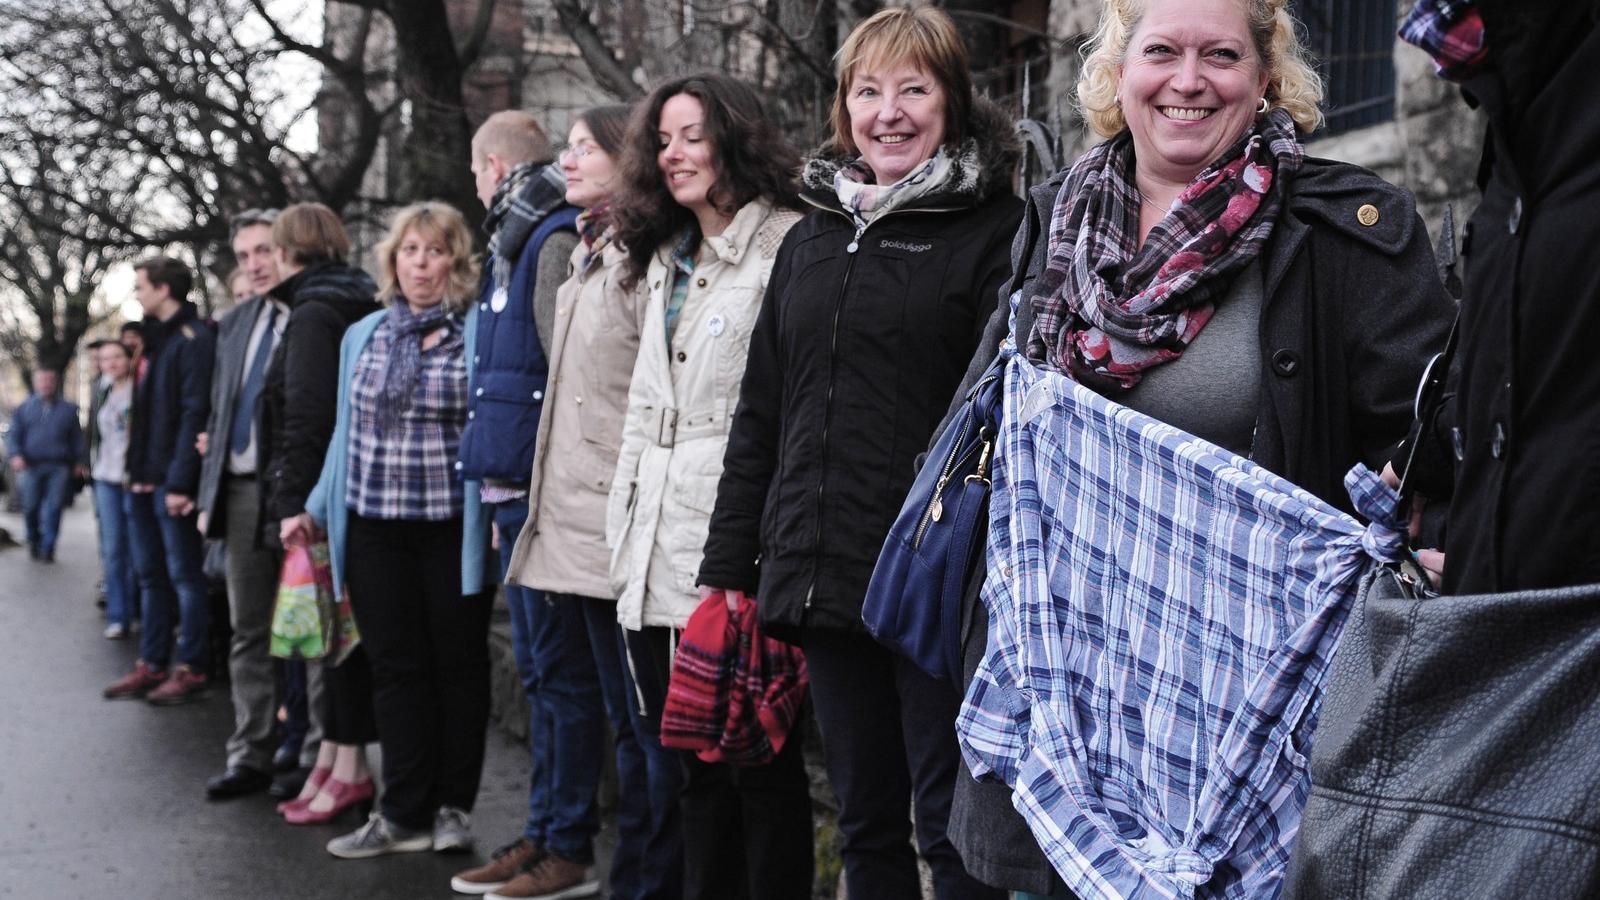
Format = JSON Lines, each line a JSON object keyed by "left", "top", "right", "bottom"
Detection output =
{"left": 1394, "top": 0, "right": 1600, "bottom": 593}
{"left": 104, "top": 256, "right": 217, "bottom": 704}
{"left": 261, "top": 203, "right": 383, "bottom": 826}
{"left": 697, "top": 9, "right": 1021, "bottom": 899}
{"left": 935, "top": 0, "right": 1455, "bottom": 890}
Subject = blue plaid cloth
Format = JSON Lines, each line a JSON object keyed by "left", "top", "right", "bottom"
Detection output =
{"left": 346, "top": 312, "right": 469, "bottom": 521}
{"left": 958, "top": 354, "right": 1406, "bottom": 900}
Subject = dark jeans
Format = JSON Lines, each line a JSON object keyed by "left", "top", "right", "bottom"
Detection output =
{"left": 569, "top": 596, "right": 654, "bottom": 899}
{"left": 492, "top": 500, "right": 605, "bottom": 864}
{"left": 345, "top": 513, "right": 491, "bottom": 831}
{"left": 802, "top": 629, "right": 1003, "bottom": 900}
{"left": 20, "top": 461, "right": 70, "bottom": 557}
{"left": 127, "top": 488, "right": 209, "bottom": 670}
{"left": 628, "top": 626, "right": 811, "bottom": 900}
{"left": 620, "top": 626, "right": 687, "bottom": 900}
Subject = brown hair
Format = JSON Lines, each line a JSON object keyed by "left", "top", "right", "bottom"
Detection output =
{"left": 272, "top": 203, "right": 351, "bottom": 268}
{"left": 373, "top": 201, "right": 480, "bottom": 314}
{"left": 575, "top": 104, "right": 633, "bottom": 157}
{"left": 133, "top": 255, "right": 193, "bottom": 302}
{"left": 611, "top": 73, "right": 800, "bottom": 290}
{"left": 473, "top": 110, "right": 555, "bottom": 167}
{"left": 830, "top": 5, "right": 974, "bottom": 154}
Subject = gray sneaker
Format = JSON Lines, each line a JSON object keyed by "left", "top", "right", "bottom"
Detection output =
{"left": 327, "top": 812, "right": 433, "bottom": 859}
{"left": 434, "top": 805, "right": 473, "bottom": 853}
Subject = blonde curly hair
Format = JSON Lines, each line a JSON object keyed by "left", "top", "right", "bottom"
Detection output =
{"left": 1077, "top": 0, "right": 1324, "bottom": 138}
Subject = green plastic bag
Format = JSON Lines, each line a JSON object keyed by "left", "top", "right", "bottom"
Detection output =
{"left": 270, "top": 541, "right": 334, "bottom": 660}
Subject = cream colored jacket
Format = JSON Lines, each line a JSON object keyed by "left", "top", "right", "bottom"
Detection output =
{"left": 606, "top": 199, "right": 801, "bottom": 630}
{"left": 506, "top": 235, "right": 646, "bottom": 600}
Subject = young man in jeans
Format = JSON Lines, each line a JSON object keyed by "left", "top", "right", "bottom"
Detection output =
{"left": 103, "top": 255, "right": 216, "bottom": 705}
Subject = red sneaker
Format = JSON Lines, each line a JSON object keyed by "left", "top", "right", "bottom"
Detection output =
{"left": 146, "top": 665, "right": 209, "bottom": 706}
{"left": 103, "top": 661, "right": 166, "bottom": 700}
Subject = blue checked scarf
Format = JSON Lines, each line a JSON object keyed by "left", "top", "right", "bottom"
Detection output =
{"left": 1028, "top": 108, "right": 1303, "bottom": 393}
{"left": 959, "top": 349, "right": 1406, "bottom": 900}
{"left": 376, "top": 301, "right": 452, "bottom": 435}
{"left": 484, "top": 160, "right": 568, "bottom": 292}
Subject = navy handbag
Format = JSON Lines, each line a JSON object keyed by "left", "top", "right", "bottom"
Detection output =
{"left": 863, "top": 358, "right": 1005, "bottom": 682}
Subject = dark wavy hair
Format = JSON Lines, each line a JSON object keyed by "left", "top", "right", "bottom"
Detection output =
{"left": 612, "top": 73, "right": 801, "bottom": 289}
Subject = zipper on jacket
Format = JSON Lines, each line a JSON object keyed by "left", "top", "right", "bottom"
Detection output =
{"left": 797, "top": 203, "right": 962, "bottom": 615}
{"left": 804, "top": 234, "right": 862, "bottom": 614}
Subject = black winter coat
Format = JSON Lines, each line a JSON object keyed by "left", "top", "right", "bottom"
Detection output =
{"left": 698, "top": 108, "right": 1024, "bottom": 641}
{"left": 1410, "top": 1, "right": 1600, "bottom": 593}
{"left": 945, "top": 156, "right": 1455, "bottom": 894}
{"left": 259, "top": 263, "right": 378, "bottom": 528}
{"left": 128, "top": 301, "right": 215, "bottom": 494}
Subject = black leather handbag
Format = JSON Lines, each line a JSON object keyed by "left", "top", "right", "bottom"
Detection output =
{"left": 1283, "top": 570, "right": 1600, "bottom": 899}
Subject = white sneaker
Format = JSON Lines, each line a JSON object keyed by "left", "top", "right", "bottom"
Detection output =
{"left": 104, "top": 623, "right": 127, "bottom": 640}
{"left": 327, "top": 812, "right": 432, "bottom": 859}
{"left": 434, "top": 805, "right": 473, "bottom": 853}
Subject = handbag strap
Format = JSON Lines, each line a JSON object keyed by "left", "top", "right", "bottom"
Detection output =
{"left": 1395, "top": 316, "right": 1459, "bottom": 507}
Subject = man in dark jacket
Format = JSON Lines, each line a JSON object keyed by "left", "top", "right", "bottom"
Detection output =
{"left": 7, "top": 368, "right": 87, "bottom": 562}
{"left": 104, "top": 255, "right": 216, "bottom": 706}
{"left": 196, "top": 210, "right": 288, "bottom": 799}
{"left": 1397, "top": 0, "right": 1600, "bottom": 593}
{"left": 448, "top": 110, "right": 601, "bottom": 897}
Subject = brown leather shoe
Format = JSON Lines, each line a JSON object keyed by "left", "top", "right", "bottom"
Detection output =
{"left": 103, "top": 661, "right": 166, "bottom": 699}
{"left": 485, "top": 851, "right": 598, "bottom": 900}
{"left": 450, "top": 837, "right": 542, "bottom": 895}
{"left": 146, "top": 665, "right": 208, "bottom": 706}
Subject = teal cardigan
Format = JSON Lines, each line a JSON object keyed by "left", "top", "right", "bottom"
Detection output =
{"left": 305, "top": 305, "right": 490, "bottom": 598}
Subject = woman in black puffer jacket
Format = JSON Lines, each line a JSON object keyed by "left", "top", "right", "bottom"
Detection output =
{"left": 697, "top": 8, "right": 1020, "bottom": 899}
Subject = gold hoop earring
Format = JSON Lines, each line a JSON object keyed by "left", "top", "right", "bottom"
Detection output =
{"left": 1257, "top": 97, "right": 1270, "bottom": 114}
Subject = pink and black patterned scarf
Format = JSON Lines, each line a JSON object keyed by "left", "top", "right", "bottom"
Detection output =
{"left": 1028, "top": 108, "right": 1303, "bottom": 393}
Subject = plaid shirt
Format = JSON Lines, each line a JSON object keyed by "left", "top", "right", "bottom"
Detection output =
{"left": 958, "top": 354, "right": 1405, "bottom": 900}
{"left": 345, "top": 312, "right": 468, "bottom": 521}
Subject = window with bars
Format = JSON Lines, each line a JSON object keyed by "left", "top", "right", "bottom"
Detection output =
{"left": 1296, "top": 0, "right": 1397, "bottom": 137}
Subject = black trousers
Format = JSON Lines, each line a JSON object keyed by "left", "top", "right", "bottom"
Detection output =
{"left": 345, "top": 513, "right": 491, "bottom": 831}
{"left": 319, "top": 646, "right": 377, "bottom": 745}
{"left": 626, "top": 625, "right": 813, "bottom": 900}
{"left": 802, "top": 629, "right": 1004, "bottom": 900}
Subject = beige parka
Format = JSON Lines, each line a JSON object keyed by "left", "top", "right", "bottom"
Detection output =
{"left": 605, "top": 198, "right": 801, "bottom": 631}
{"left": 505, "top": 234, "right": 646, "bottom": 600}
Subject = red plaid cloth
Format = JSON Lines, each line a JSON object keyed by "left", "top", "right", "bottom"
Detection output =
{"left": 660, "top": 589, "right": 809, "bottom": 766}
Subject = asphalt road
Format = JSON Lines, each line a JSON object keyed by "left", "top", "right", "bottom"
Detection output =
{"left": 0, "top": 502, "right": 558, "bottom": 900}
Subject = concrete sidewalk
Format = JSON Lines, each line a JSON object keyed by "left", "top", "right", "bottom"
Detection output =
{"left": 0, "top": 503, "right": 578, "bottom": 899}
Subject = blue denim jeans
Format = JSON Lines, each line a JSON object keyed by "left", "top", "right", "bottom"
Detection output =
{"left": 19, "top": 461, "right": 70, "bottom": 557}
{"left": 93, "top": 480, "right": 137, "bottom": 629}
{"left": 126, "top": 488, "right": 209, "bottom": 670}
{"left": 492, "top": 499, "right": 604, "bottom": 864}
{"left": 569, "top": 594, "right": 658, "bottom": 900}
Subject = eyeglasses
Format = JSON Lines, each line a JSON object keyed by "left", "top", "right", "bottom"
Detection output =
{"left": 557, "top": 141, "right": 601, "bottom": 162}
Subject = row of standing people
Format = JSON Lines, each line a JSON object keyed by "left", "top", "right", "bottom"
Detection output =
{"left": 77, "top": 0, "right": 1478, "bottom": 895}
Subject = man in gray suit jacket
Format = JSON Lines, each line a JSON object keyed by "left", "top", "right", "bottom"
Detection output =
{"left": 196, "top": 209, "right": 308, "bottom": 800}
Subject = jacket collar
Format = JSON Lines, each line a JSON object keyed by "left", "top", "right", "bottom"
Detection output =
{"left": 799, "top": 96, "right": 1022, "bottom": 214}
{"left": 658, "top": 197, "right": 777, "bottom": 270}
